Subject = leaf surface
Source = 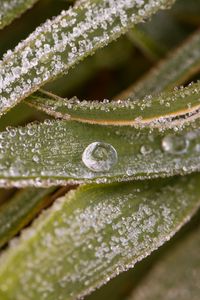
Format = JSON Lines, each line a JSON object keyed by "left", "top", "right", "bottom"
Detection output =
{"left": 128, "top": 11, "right": 187, "bottom": 60}
{"left": 0, "top": 187, "right": 56, "bottom": 248}
{"left": 0, "top": 0, "right": 175, "bottom": 116}
{"left": 27, "top": 29, "right": 200, "bottom": 126}
{"left": 1, "top": 115, "right": 200, "bottom": 186}
{"left": 0, "top": 0, "right": 39, "bottom": 30}
{"left": 0, "top": 174, "right": 200, "bottom": 300}
{"left": 128, "top": 212, "right": 200, "bottom": 300}
{"left": 120, "top": 28, "right": 200, "bottom": 99}
{"left": 28, "top": 81, "right": 200, "bottom": 127}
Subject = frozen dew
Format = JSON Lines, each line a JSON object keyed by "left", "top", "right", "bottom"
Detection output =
{"left": 0, "top": 174, "right": 198, "bottom": 300}
{"left": 161, "top": 135, "right": 189, "bottom": 155}
{"left": 140, "top": 145, "right": 152, "bottom": 155}
{"left": 126, "top": 167, "right": 135, "bottom": 177}
{"left": 0, "top": 0, "right": 175, "bottom": 115}
{"left": 32, "top": 155, "right": 40, "bottom": 163}
{"left": 82, "top": 142, "right": 118, "bottom": 172}
{"left": 0, "top": 1, "right": 37, "bottom": 29}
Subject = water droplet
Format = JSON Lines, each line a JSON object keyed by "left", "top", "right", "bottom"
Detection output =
{"left": 82, "top": 142, "right": 117, "bottom": 172}
{"left": 126, "top": 168, "right": 134, "bottom": 176}
{"left": 162, "top": 135, "right": 189, "bottom": 155}
{"left": 140, "top": 145, "right": 152, "bottom": 155}
{"left": 27, "top": 128, "right": 35, "bottom": 136}
{"left": 32, "top": 155, "right": 40, "bottom": 163}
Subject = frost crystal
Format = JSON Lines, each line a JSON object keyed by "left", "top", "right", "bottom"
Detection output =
{"left": 0, "top": 175, "right": 198, "bottom": 300}
{"left": 0, "top": 0, "right": 175, "bottom": 115}
{"left": 0, "top": 0, "right": 38, "bottom": 29}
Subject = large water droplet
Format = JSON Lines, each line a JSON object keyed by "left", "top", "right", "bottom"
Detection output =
{"left": 82, "top": 142, "right": 118, "bottom": 172}
{"left": 162, "top": 135, "right": 189, "bottom": 155}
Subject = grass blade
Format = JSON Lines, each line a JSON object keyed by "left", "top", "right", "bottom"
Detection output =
{"left": 0, "top": 0, "right": 39, "bottom": 30}
{"left": 127, "top": 11, "right": 187, "bottom": 61}
{"left": 27, "top": 82, "right": 200, "bottom": 128}
{"left": 0, "top": 187, "right": 57, "bottom": 248}
{"left": 0, "top": 0, "right": 175, "bottom": 116}
{"left": 0, "top": 117, "right": 200, "bottom": 186}
{"left": 0, "top": 174, "right": 199, "bottom": 299}
{"left": 128, "top": 212, "right": 200, "bottom": 300}
{"left": 120, "top": 28, "right": 200, "bottom": 99}
{"left": 27, "top": 81, "right": 200, "bottom": 127}
{"left": 27, "top": 29, "right": 200, "bottom": 126}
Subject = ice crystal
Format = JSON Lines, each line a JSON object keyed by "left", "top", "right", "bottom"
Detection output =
{"left": 0, "top": 174, "right": 198, "bottom": 299}
{"left": 0, "top": 0, "right": 175, "bottom": 115}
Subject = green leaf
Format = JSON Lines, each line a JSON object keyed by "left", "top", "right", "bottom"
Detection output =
{"left": 0, "top": 189, "right": 15, "bottom": 206}
{"left": 86, "top": 209, "right": 200, "bottom": 300}
{"left": 120, "top": 28, "right": 200, "bottom": 99}
{"left": 127, "top": 11, "right": 187, "bottom": 60}
{"left": 0, "top": 174, "right": 199, "bottom": 300}
{"left": 0, "top": 0, "right": 39, "bottom": 30}
{"left": 28, "top": 81, "right": 200, "bottom": 127}
{"left": 0, "top": 102, "right": 46, "bottom": 131}
{"left": 0, "top": 187, "right": 56, "bottom": 248}
{"left": 128, "top": 26, "right": 166, "bottom": 61}
{"left": 0, "top": 0, "right": 175, "bottom": 116}
{"left": 128, "top": 211, "right": 200, "bottom": 300}
{"left": 27, "top": 29, "right": 200, "bottom": 126}
{"left": 1, "top": 113, "right": 200, "bottom": 186}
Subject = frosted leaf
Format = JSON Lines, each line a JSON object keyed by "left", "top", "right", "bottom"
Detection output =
{"left": 128, "top": 217, "right": 200, "bottom": 300}
{"left": 0, "top": 0, "right": 175, "bottom": 116}
{"left": 0, "top": 187, "right": 55, "bottom": 248}
{"left": 0, "top": 119, "right": 200, "bottom": 187}
{"left": 28, "top": 81, "right": 200, "bottom": 129}
{"left": 0, "top": 0, "right": 39, "bottom": 30}
{"left": 0, "top": 174, "right": 199, "bottom": 299}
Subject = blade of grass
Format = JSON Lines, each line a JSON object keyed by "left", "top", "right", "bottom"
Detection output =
{"left": 0, "top": 0, "right": 39, "bottom": 30}
{"left": 0, "top": 115, "right": 200, "bottom": 186}
{"left": 127, "top": 26, "right": 166, "bottom": 61}
{"left": 127, "top": 11, "right": 188, "bottom": 61}
{"left": 0, "top": 174, "right": 200, "bottom": 300}
{"left": 87, "top": 209, "right": 200, "bottom": 300}
{"left": 0, "top": 102, "right": 48, "bottom": 131}
{"left": 0, "top": 189, "right": 16, "bottom": 206}
{"left": 128, "top": 211, "right": 200, "bottom": 300}
{"left": 26, "top": 28, "right": 200, "bottom": 126}
{"left": 0, "top": 187, "right": 56, "bottom": 248}
{"left": 27, "top": 81, "right": 200, "bottom": 127}
{"left": 119, "top": 28, "right": 200, "bottom": 99}
{"left": 0, "top": 0, "right": 175, "bottom": 116}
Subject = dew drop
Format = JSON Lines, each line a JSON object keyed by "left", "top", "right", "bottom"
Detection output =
{"left": 27, "top": 128, "right": 35, "bottom": 136}
{"left": 32, "top": 155, "right": 40, "bottom": 163}
{"left": 161, "top": 135, "right": 189, "bottom": 155}
{"left": 82, "top": 142, "right": 117, "bottom": 172}
{"left": 140, "top": 145, "right": 152, "bottom": 155}
{"left": 126, "top": 168, "right": 134, "bottom": 176}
